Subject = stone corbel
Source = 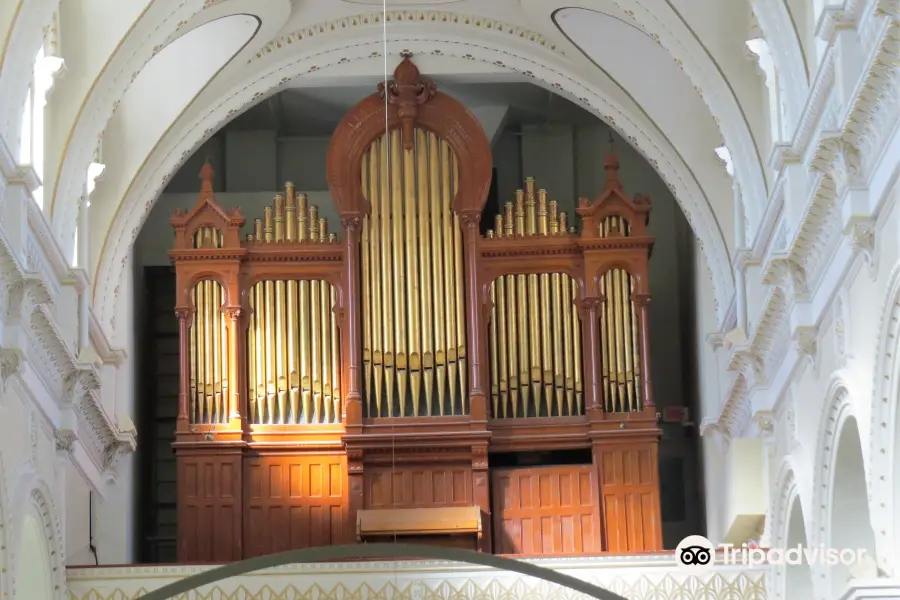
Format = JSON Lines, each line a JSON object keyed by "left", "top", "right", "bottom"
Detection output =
{"left": 5, "top": 275, "right": 51, "bottom": 321}
{"left": 55, "top": 430, "right": 76, "bottom": 454}
{"left": 847, "top": 219, "right": 877, "bottom": 276}
{"left": 812, "top": 134, "right": 862, "bottom": 189}
{"left": 752, "top": 410, "right": 777, "bottom": 450}
{"left": 102, "top": 439, "right": 134, "bottom": 481}
{"left": 793, "top": 326, "right": 819, "bottom": 376}
{"left": 700, "top": 418, "right": 731, "bottom": 453}
{"left": 810, "top": 132, "right": 843, "bottom": 173}
{"left": 772, "top": 257, "right": 809, "bottom": 301}
{"left": 63, "top": 367, "right": 100, "bottom": 406}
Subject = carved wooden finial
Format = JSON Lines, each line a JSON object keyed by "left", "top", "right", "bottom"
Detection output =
{"left": 603, "top": 153, "right": 622, "bottom": 190}
{"left": 379, "top": 54, "right": 437, "bottom": 150}
{"left": 199, "top": 159, "right": 215, "bottom": 193}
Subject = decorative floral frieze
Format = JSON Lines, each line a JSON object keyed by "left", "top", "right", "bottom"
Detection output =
{"left": 252, "top": 10, "right": 563, "bottom": 62}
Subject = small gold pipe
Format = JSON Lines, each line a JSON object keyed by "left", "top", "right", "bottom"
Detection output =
{"left": 285, "top": 187, "right": 297, "bottom": 242}
{"left": 404, "top": 135, "right": 421, "bottom": 416}
{"left": 551, "top": 273, "right": 564, "bottom": 415}
{"left": 537, "top": 189, "right": 548, "bottom": 235}
{"left": 254, "top": 283, "right": 265, "bottom": 423}
{"left": 391, "top": 130, "right": 408, "bottom": 416}
{"left": 321, "top": 281, "right": 332, "bottom": 424}
{"left": 561, "top": 276, "right": 574, "bottom": 413}
{"left": 418, "top": 129, "right": 434, "bottom": 416}
{"left": 274, "top": 194, "right": 285, "bottom": 242}
{"left": 264, "top": 207, "right": 274, "bottom": 243}
{"left": 559, "top": 212, "right": 568, "bottom": 233}
{"left": 299, "top": 279, "right": 311, "bottom": 422}
{"left": 503, "top": 202, "right": 514, "bottom": 237}
{"left": 442, "top": 140, "right": 458, "bottom": 415}
{"left": 298, "top": 194, "right": 309, "bottom": 242}
{"left": 430, "top": 134, "right": 446, "bottom": 417}
{"left": 213, "top": 283, "right": 222, "bottom": 422}
{"left": 330, "top": 285, "right": 342, "bottom": 422}
{"left": 524, "top": 180, "right": 536, "bottom": 236}
{"left": 506, "top": 274, "right": 519, "bottom": 418}
{"left": 497, "top": 277, "right": 509, "bottom": 418}
{"left": 494, "top": 214, "right": 503, "bottom": 238}
{"left": 254, "top": 219, "right": 263, "bottom": 242}
{"left": 318, "top": 218, "right": 327, "bottom": 241}
{"left": 549, "top": 201, "right": 559, "bottom": 234}
{"left": 189, "top": 287, "right": 197, "bottom": 422}
{"left": 220, "top": 286, "right": 229, "bottom": 421}
{"left": 287, "top": 279, "right": 299, "bottom": 424}
{"left": 310, "top": 279, "right": 322, "bottom": 423}
{"left": 514, "top": 190, "right": 525, "bottom": 236}
{"left": 369, "top": 142, "right": 384, "bottom": 417}
{"left": 309, "top": 205, "right": 320, "bottom": 241}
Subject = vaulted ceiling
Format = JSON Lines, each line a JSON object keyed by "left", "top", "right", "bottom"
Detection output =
{"left": 0, "top": 0, "right": 809, "bottom": 336}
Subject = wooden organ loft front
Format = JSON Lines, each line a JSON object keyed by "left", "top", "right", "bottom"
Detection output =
{"left": 168, "top": 56, "right": 662, "bottom": 561}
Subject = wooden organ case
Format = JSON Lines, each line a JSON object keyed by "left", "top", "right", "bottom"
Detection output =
{"left": 169, "top": 56, "right": 662, "bottom": 562}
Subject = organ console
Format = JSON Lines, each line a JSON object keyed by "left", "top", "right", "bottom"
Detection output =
{"left": 169, "top": 55, "right": 662, "bottom": 562}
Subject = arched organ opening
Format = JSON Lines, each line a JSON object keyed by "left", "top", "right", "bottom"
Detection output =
{"left": 168, "top": 56, "right": 662, "bottom": 562}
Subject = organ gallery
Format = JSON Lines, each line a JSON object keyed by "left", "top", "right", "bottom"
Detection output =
{"left": 168, "top": 56, "right": 662, "bottom": 560}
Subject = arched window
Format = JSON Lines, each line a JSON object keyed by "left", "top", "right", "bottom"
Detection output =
{"left": 19, "top": 16, "right": 64, "bottom": 211}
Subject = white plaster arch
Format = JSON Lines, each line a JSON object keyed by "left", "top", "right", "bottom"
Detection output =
{"left": 0, "top": 0, "right": 57, "bottom": 147}
{"left": 868, "top": 261, "right": 900, "bottom": 573}
{"left": 9, "top": 472, "right": 65, "bottom": 599}
{"left": 783, "top": 496, "right": 815, "bottom": 599}
{"left": 811, "top": 382, "right": 878, "bottom": 592}
{"left": 0, "top": 455, "right": 9, "bottom": 600}
{"left": 51, "top": 0, "right": 291, "bottom": 261}
{"left": 521, "top": 0, "right": 768, "bottom": 232}
{"left": 91, "top": 23, "right": 735, "bottom": 341}
{"left": 14, "top": 505, "right": 54, "bottom": 600}
{"left": 746, "top": 0, "right": 809, "bottom": 131}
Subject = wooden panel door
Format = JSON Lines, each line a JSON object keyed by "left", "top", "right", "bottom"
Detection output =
{"left": 177, "top": 452, "right": 242, "bottom": 562}
{"left": 491, "top": 465, "right": 601, "bottom": 555}
{"left": 243, "top": 455, "right": 348, "bottom": 557}
{"left": 597, "top": 444, "right": 662, "bottom": 552}
{"left": 364, "top": 465, "right": 473, "bottom": 509}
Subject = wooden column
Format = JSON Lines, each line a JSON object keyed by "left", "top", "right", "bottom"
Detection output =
{"left": 579, "top": 297, "right": 603, "bottom": 412}
{"left": 340, "top": 215, "right": 364, "bottom": 429}
{"left": 175, "top": 307, "right": 192, "bottom": 432}
{"left": 633, "top": 293, "right": 654, "bottom": 407}
{"left": 461, "top": 212, "right": 487, "bottom": 420}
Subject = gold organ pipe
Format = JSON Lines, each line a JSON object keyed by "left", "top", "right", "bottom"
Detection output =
{"left": 204, "top": 280, "right": 214, "bottom": 422}
{"left": 572, "top": 277, "right": 583, "bottom": 415}
{"left": 538, "top": 190, "right": 552, "bottom": 415}
{"left": 369, "top": 143, "right": 384, "bottom": 417}
{"left": 254, "top": 283, "right": 264, "bottom": 422}
{"left": 599, "top": 275, "right": 611, "bottom": 411}
{"left": 404, "top": 132, "right": 421, "bottom": 417}
{"left": 549, "top": 201, "right": 559, "bottom": 234}
{"left": 189, "top": 288, "right": 197, "bottom": 422}
{"left": 505, "top": 273, "right": 518, "bottom": 418}
{"left": 264, "top": 207, "right": 273, "bottom": 243}
{"left": 285, "top": 183, "right": 297, "bottom": 242}
{"left": 489, "top": 282, "right": 499, "bottom": 417}
{"left": 361, "top": 156, "right": 373, "bottom": 414}
{"left": 309, "top": 205, "right": 319, "bottom": 241}
{"left": 503, "top": 202, "right": 514, "bottom": 237}
{"left": 380, "top": 133, "right": 395, "bottom": 415}
{"left": 620, "top": 269, "right": 635, "bottom": 411}
{"left": 496, "top": 277, "right": 509, "bottom": 417}
{"left": 330, "top": 285, "right": 341, "bottom": 420}
{"left": 429, "top": 135, "right": 446, "bottom": 416}
{"left": 275, "top": 277, "right": 287, "bottom": 422}
{"left": 453, "top": 157, "right": 466, "bottom": 413}
{"left": 287, "top": 279, "right": 299, "bottom": 423}
{"left": 298, "top": 194, "right": 309, "bottom": 241}
{"left": 494, "top": 214, "right": 503, "bottom": 238}
{"left": 321, "top": 279, "right": 332, "bottom": 423}
{"left": 298, "top": 278, "right": 312, "bottom": 421}
{"left": 254, "top": 219, "right": 263, "bottom": 241}
{"left": 310, "top": 278, "right": 322, "bottom": 422}
{"left": 559, "top": 212, "right": 568, "bottom": 232}
{"left": 187, "top": 280, "right": 231, "bottom": 424}
{"left": 247, "top": 289, "right": 256, "bottom": 421}
{"left": 391, "top": 130, "right": 407, "bottom": 416}
{"left": 264, "top": 279, "right": 275, "bottom": 421}
{"left": 442, "top": 140, "right": 458, "bottom": 414}
{"left": 561, "top": 274, "right": 574, "bottom": 412}
{"left": 416, "top": 129, "right": 434, "bottom": 417}
{"left": 551, "top": 273, "right": 564, "bottom": 414}
{"left": 274, "top": 194, "right": 285, "bottom": 242}
{"left": 524, "top": 179, "right": 536, "bottom": 235}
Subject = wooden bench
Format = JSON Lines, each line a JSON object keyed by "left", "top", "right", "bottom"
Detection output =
{"left": 356, "top": 506, "right": 483, "bottom": 551}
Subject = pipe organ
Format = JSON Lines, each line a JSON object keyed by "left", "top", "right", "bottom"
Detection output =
{"left": 169, "top": 56, "right": 662, "bottom": 563}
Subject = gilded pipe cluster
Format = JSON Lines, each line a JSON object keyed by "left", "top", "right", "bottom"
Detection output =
{"left": 247, "top": 182, "right": 338, "bottom": 244}
{"left": 247, "top": 278, "right": 342, "bottom": 425}
{"left": 487, "top": 178, "right": 584, "bottom": 418}
{"left": 189, "top": 280, "right": 230, "bottom": 424}
{"left": 361, "top": 128, "right": 468, "bottom": 418}
{"left": 599, "top": 217, "right": 642, "bottom": 412}
{"left": 193, "top": 227, "right": 224, "bottom": 249}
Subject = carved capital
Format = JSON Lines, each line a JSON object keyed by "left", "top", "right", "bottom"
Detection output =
{"left": 847, "top": 220, "right": 876, "bottom": 274}
{"left": 55, "top": 430, "right": 76, "bottom": 454}
{"left": 102, "top": 440, "right": 133, "bottom": 480}
{"left": 793, "top": 326, "right": 818, "bottom": 375}
{"left": 458, "top": 211, "right": 481, "bottom": 228}
{"left": 223, "top": 306, "right": 242, "bottom": 321}
{"left": 174, "top": 307, "right": 194, "bottom": 321}
{"left": 632, "top": 293, "right": 651, "bottom": 307}
{"left": 752, "top": 410, "right": 776, "bottom": 445}
{"left": 0, "top": 348, "right": 22, "bottom": 388}
{"left": 472, "top": 445, "right": 488, "bottom": 470}
{"left": 340, "top": 216, "right": 362, "bottom": 232}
